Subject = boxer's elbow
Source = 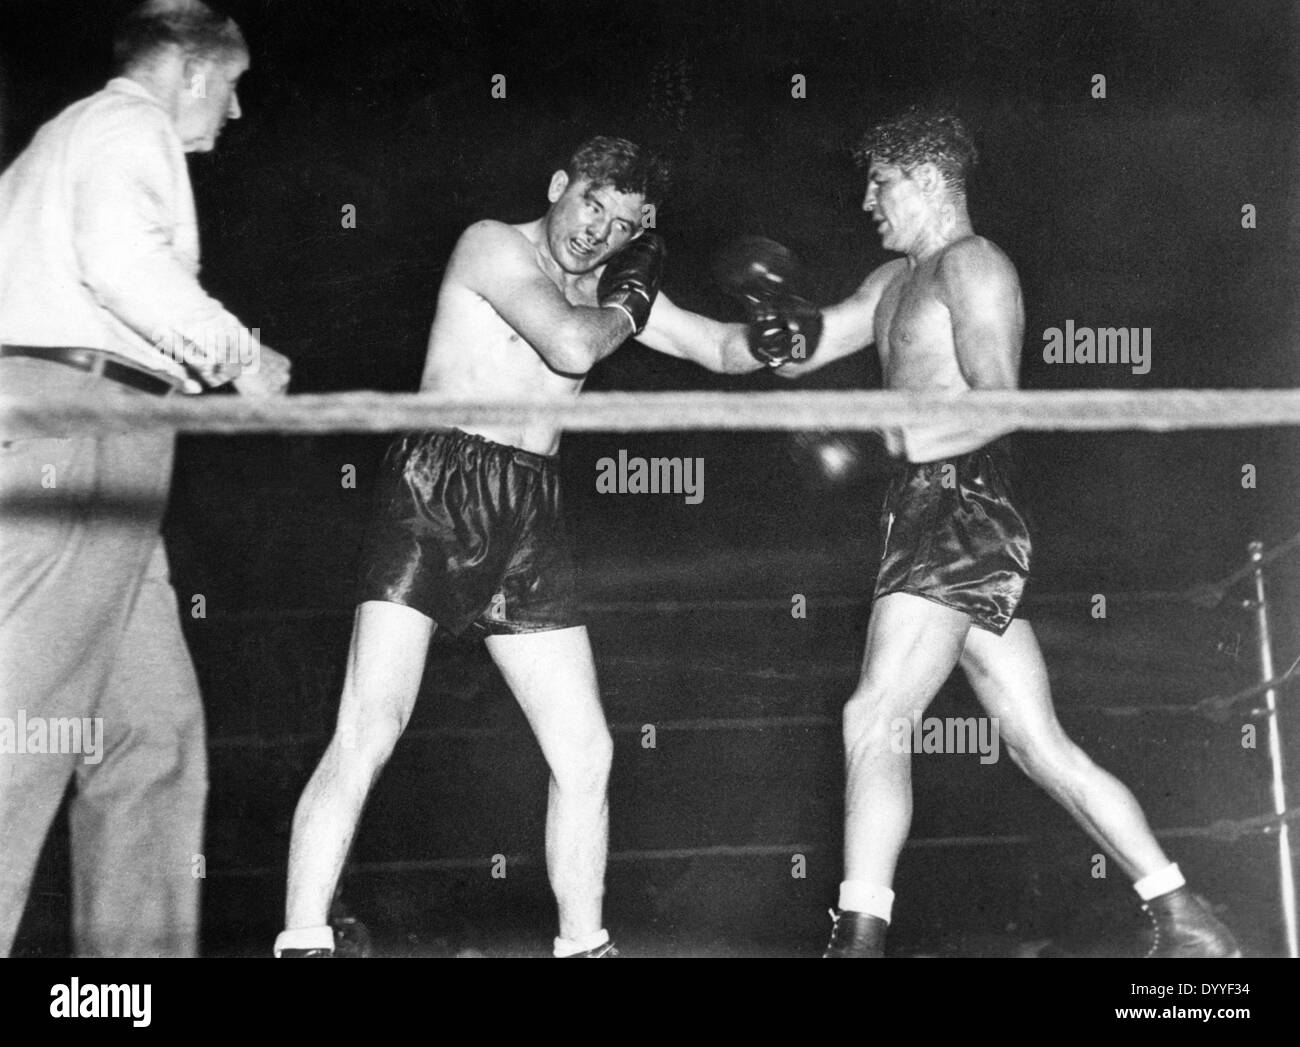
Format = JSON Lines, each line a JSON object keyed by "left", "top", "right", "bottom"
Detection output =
{"left": 539, "top": 320, "right": 602, "bottom": 375}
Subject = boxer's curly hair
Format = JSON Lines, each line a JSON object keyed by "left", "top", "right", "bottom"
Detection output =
{"left": 565, "top": 136, "right": 672, "bottom": 208}
{"left": 113, "top": 1, "right": 247, "bottom": 73}
{"left": 855, "top": 106, "right": 978, "bottom": 195}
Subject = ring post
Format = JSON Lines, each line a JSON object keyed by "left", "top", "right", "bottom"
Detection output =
{"left": 1249, "top": 539, "right": 1299, "bottom": 957}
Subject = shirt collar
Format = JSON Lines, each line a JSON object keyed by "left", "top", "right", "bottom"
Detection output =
{"left": 106, "top": 76, "right": 169, "bottom": 111}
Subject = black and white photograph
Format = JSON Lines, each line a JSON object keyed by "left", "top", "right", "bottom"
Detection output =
{"left": 0, "top": 0, "right": 1295, "bottom": 1025}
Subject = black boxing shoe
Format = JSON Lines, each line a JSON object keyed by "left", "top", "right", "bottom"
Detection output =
{"left": 331, "top": 915, "right": 373, "bottom": 958}
{"left": 1142, "top": 887, "right": 1242, "bottom": 958}
{"left": 561, "top": 939, "right": 620, "bottom": 958}
{"left": 274, "top": 921, "right": 357, "bottom": 959}
{"left": 823, "top": 909, "right": 887, "bottom": 958}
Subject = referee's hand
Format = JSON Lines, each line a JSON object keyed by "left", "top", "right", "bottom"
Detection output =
{"left": 233, "top": 345, "right": 292, "bottom": 397}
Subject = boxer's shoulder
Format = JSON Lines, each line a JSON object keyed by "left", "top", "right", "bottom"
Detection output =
{"left": 868, "top": 257, "right": 909, "bottom": 286}
{"left": 856, "top": 257, "right": 908, "bottom": 303}
{"left": 932, "top": 235, "right": 1019, "bottom": 310}
{"left": 448, "top": 219, "right": 546, "bottom": 289}
{"left": 455, "top": 218, "right": 532, "bottom": 259}
{"left": 936, "top": 234, "right": 1016, "bottom": 282}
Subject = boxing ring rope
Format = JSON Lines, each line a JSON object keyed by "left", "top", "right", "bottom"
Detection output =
{"left": 7, "top": 387, "right": 1300, "bottom": 435}
{"left": 6, "top": 386, "right": 1299, "bottom": 952}
{"left": 212, "top": 807, "right": 1300, "bottom": 880}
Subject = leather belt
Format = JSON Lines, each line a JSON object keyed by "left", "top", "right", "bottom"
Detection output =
{"left": 0, "top": 345, "right": 182, "bottom": 396}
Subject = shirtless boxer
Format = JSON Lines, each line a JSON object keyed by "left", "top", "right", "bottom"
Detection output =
{"left": 274, "top": 136, "right": 798, "bottom": 958}
{"left": 776, "top": 107, "right": 1240, "bottom": 958}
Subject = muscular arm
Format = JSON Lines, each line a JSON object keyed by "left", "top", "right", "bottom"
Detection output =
{"left": 939, "top": 237, "right": 1024, "bottom": 391}
{"left": 635, "top": 291, "right": 763, "bottom": 374}
{"left": 774, "top": 260, "right": 901, "bottom": 379}
{"left": 454, "top": 220, "right": 633, "bottom": 375}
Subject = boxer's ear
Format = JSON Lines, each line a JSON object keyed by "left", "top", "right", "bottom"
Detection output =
{"left": 547, "top": 171, "right": 569, "bottom": 203}
{"left": 915, "top": 162, "right": 942, "bottom": 196}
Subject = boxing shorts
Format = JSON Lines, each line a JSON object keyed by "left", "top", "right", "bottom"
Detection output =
{"left": 357, "top": 428, "right": 583, "bottom": 636}
{"left": 874, "top": 440, "right": 1031, "bottom": 635}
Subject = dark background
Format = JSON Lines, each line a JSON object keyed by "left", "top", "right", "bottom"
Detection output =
{"left": 2, "top": 0, "right": 1298, "bottom": 956}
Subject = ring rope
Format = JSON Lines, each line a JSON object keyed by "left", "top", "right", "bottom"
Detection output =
{"left": 207, "top": 650, "right": 1298, "bottom": 755}
{"left": 6, "top": 388, "right": 1300, "bottom": 435}
{"left": 205, "top": 806, "right": 1300, "bottom": 879}
{"left": 197, "top": 523, "right": 1300, "bottom": 626}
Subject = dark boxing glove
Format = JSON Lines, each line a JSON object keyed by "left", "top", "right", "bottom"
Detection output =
{"left": 713, "top": 235, "right": 823, "bottom": 368}
{"left": 597, "top": 233, "right": 666, "bottom": 336}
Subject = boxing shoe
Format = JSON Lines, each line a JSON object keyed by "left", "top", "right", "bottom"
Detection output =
{"left": 1141, "top": 887, "right": 1242, "bottom": 958}
{"left": 330, "top": 915, "right": 373, "bottom": 958}
{"left": 823, "top": 909, "right": 887, "bottom": 958}
{"left": 275, "top": 914, "right": 373, "bottom": 958}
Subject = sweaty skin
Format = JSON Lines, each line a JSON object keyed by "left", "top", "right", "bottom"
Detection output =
{"left": 780, "top": 160, "right": 1023, "bottom": 461}
{"left": 422, "top": 172, "right": 756, "bottom": 456}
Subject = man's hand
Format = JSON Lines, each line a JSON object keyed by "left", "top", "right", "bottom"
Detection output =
{"left": 713, "top": 236, "right": 823, "bottom": 368}
{"left": 597, "top": 233, "right": 666, "bottom": 336}
{"left": 233, "top": 345, "right": 291, "bottom": 397}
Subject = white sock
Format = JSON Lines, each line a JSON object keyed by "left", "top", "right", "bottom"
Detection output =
{"left": 274, "top": 925, "right": 334, "bottom": 956}
{"left": 838, "top": 881, "right": 895, "bottom": 923}
{"left": 1134, "top": 862, "right": 1185, "bottom": 902}
{"left": 553, "top": 928, "right": 610, "bottom": 958}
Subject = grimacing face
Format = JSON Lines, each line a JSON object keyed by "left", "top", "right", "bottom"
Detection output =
{"left": 545, "top": 172, "right": 645, "bottom": 274}
{"left": 176, "top": 53, "right": 249, "bottom": 153}
{"left": 863, "top": 159, "right": 931, "bottom": 254}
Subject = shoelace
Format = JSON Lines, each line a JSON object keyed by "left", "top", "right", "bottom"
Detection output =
{"left": 826, "top": 908, "right": 850, "bottom": 948}
{"left": 1141, "top": 903, "right": 1160, "bottom": 958}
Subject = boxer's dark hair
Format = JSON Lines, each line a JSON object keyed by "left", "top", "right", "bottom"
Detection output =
{"left": 113, "top": 1, "right": 247, "bottom": 73}
{"left": 855, "top": 106, "right": 978, "bottom": 195}
{"left": 564, "top": 136, "right": 671, "bottom": 208}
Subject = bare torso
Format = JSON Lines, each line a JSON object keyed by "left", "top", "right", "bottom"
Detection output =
{"left": 420, "top": 219, "right": 599, "bottom": 456}
{"left": 875, "top": 254, "right": 969, "bottom": 395}
{"left": 872, "top": 236, "right": 1022, "bottom": 460}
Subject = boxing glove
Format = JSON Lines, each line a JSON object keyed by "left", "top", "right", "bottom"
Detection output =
{"left": 714, "top": 236, "right": 823, "bottom": 367}
{"left": 598, "top": 233, "right": 666, "bottom": 336}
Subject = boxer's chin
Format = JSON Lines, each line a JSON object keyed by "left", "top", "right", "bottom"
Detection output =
{"left": 558, "top": 240, "right": 601, "bottom": 275}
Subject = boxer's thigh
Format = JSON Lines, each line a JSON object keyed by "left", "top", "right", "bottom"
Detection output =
{"left": 485, "top": 626, "right": 609, "bottom": 772}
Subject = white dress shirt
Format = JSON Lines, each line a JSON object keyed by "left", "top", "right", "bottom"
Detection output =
{"left": 0, "top": 77, "right": 254, "bottom": 386}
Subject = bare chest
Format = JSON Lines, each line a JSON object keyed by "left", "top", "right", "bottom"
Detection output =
{"left": 422, "top": 281, "right": 587, "bottom": 396}
{"left": 875, "top": 267, "right": 965, "bottom": 391}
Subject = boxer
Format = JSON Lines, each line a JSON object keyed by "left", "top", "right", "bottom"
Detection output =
{"left": 276, "top": 136, "right": 811, "bottom": 957}
{"left": 776, "top": 106, "right": 1240, "bottom": 958}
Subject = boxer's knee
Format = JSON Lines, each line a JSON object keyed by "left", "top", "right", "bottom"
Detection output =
{"left": 1006, "top": 729, "right": 1091, "bottom": 797}
{"left": 550, "top": 726, "right": 613, "bottom": 797}
{"left": 842, "top": 686, "right": 897, "bottom": 756}
{"left": 332, "top": 687, "right": 413, "bottom": 771}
